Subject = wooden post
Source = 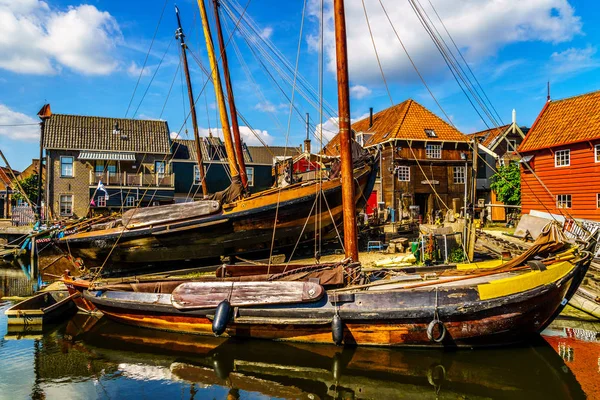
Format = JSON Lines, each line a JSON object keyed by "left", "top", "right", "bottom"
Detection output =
{"left": 212, "top": 0, "right": 248, "bottom": 189}
{"left": 196, "top": 0, "right": 240, "bottom": 180}
{"left": 468, "top": 141, "right": 478, "bottom": 261}
{"left": 175, "top": 6, "right": 208, "bottom": 196}
{"left": 333, "top": 0, "right": 359, "bottom": 261}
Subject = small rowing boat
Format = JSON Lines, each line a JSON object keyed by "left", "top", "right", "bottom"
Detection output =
{"left": 4, "top": 290, "right": 78, "bottom": 326}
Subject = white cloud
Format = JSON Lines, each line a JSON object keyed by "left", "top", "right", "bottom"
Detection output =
{"left": 307, "top": 0, "right": 582, "bottom": 84}
{"left": 350, "top": 85, "right": 372, "bottom": 99}
{"left": 0, "top": 104, "right": 39, "bottom": 141}
{"left": 127, "top": 61, "right": 151, "bottom": 78}
{"left": 0, "top": 1, "right": 121, "bottom": 75}
{"left": 170, "top": 131, "right": 180, "bottom": 139}
{"left": 550, "top": 45, "right": 598, "bottom": 74}
{"left": 260, "top": 27, "right": 273, "bottom": 39}
{"left": 193, "top": 126, "right": 274, "bottom": 146}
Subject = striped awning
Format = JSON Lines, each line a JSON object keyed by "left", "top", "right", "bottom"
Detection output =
{"left": 78, "top": 151, "right": 136, "bottom": 161}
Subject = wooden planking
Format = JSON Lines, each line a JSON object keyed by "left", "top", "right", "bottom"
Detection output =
{"left": 522, "top": 142, "right": 600, "bottom": 220}
{"left": 171, "top": 281, "right": 324, "bottom": 309}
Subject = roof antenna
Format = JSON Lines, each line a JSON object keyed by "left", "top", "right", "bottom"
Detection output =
{"left": 547, "top": 81, "right": 551, "bottom": 102}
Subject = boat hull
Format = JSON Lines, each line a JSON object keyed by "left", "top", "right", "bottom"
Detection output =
{"left": 61, "top": 163, "right": 377, "bottom": 272}
{"left": 5, "top": 290, "right": 78, "bottom": 326}
{"left": 84, "top": 260, "right": 582, "bottom": 348}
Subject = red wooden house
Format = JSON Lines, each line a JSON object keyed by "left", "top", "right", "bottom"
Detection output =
{"left": 519, "top": 90, "right": 600, "bottom": 221}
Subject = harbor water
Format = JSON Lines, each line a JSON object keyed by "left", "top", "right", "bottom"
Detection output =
{"left": 1, "top": 265, "right": 599, "bottom": 399}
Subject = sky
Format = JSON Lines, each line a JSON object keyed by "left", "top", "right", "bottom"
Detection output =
{"left": 1, "top": 0, "right": 600, "bottom": 171}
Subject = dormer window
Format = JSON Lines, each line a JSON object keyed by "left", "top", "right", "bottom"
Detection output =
{"left": 112, "top": 122, "right": 120, "bottom": 135}
{"left": 425, "top": 129, "right": 436, "bottom": 138}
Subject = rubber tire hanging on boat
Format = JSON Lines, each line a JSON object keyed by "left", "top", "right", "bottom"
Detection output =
{"left": 332, "top": 314, "right": 344, "bottom": 346}
{"left": 212, "top": 300, "right": 232, "bottom": 336}
{"left": 427, "top": 319, "right": 446, "bottom": 343}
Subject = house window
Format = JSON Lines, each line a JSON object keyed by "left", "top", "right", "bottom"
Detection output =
{"left": 397, "top": 166, "right": 410, "bottom": 182}
{"left": 155, "top": 161, "right": 166, "bottom": 177}
{"left": 59, "top": 194, "right": 73, "bottom": 216}
{"left": 125, "top": 196, "right": 135, "bottom": 207}
{"left": 426, "top": 144, "right": 442, "bottom": 159}
{"left": 498, "top": 158, "right": 506, "bottom": 167}
{"left": 193, "top": 165, "right": 201, "bottom": 184}
{"left": 595, "top": 145, "right": 600, "bottom": 162}
{"left": 453, "top": 166, "right": 466, "bottom": 184}
{"left": 597, "top": 193, "right": 600, "bottom": 208}
{"left": 507, "top": 139, "right": 517, "bottom": 151}
{"left": 556, "top": 194, "right": 572, "bottom": 209}
{"left": 60, "top": 157, "right": 74, "bottom": 177}
{"left": 96, "top": 196, "right": 106, "bottom": 207}
{"left": 424, "top": 129, "right": 437, "bottom": 138}
{"left": 246, "top": 167, "right": 254, "bottom": 187}
{"left": 555, "top": 149, "right": 570, "bottom": 167}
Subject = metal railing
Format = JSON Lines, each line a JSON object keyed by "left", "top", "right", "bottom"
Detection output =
{"left": 90, "top": 171, "right": 174, "bottom": 187}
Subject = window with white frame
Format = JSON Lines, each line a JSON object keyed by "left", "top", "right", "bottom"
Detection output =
{"left": 397, "top": 166, "right": 410, "bottom": 182}
{"left": 60, "top": 156, "right": 74, "bottom": 177}
{"left": 125, "top": 196, "right": 135, "bottom": 207}
{"left": 155, "top": 161, "right": 166, "bottom": 177}
{"left": 193, "top": 165, "right": 201, "bottom": 184}
{"left": 507, "top": 139, "right": 517, "bottom": 151}
{"left": 96, "top": 196, "right": 106, "bottom": 207}
{"left": 595, "top": 144, "right": 600, "bottom": 162}
{"left": 246, "top": 167, "right": 254, "bottom": 186}
{"left": 556, "top": 194, "right": 572, "bottom": 209}
{"left": 424, "top": 129, "right": 437, "bottom": 138}
{"left": 498, "top": 158, "right": 505, "bottom": 167}
{"left": 426, "top": 144, "right": 442, "bottom": 159}
{"left": 555, "top": 149, "right": 570, "bottom": 167}
{"left": 453, "top": 166, "right": 466, "bottom": 184}
{"left": 59, "top": 194, "right": 73, "bottom": 216}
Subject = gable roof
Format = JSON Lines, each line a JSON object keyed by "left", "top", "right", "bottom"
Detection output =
{"left": 43, "top": 114, "right": 171, "bottom": 154}
{"left": 0, "top": 167, "right": 19, "bottom": 190}
{"left": 247, "top": 146, "right": 302, "bottom": 165}
{"left": 519, "top": 90, "right": 600, "bottom": 152}
{"left": 466, "top": 124, "right": 511, "bottom": 149}
{"left": 323, "top": 99, "right": 467, "bottom": 156}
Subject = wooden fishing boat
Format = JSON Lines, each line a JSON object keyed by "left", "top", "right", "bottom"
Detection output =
{"left": 81, "top": 232, "right": 593, "bottom": 347}
{"left": 58, "top": 159, "right": 377, "bottom": 272}
{"left": 5, "top": 290, "right": 78, "bottom": 326}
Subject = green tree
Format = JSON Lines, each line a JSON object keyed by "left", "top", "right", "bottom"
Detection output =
{"left": 12, "top": 174, "right": 40, "bottom": 205}
{"left": 490, "top": 162, "right": 520, "bottom": 205}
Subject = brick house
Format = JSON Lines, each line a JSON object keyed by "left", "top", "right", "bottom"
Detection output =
{"left": 43, "top": 114, "right": 174, "bottom": 219}
{"left": 324, "top": 99, "right": 473, "bottom": 222}
{"left": 0, "top": 167, "right": 20, "bottom": 218}
{"left": 519, "top": 90, "right": 600, "bottom": 221}
{"left": 171, "top": 138, "right": 301, "bottom": 200}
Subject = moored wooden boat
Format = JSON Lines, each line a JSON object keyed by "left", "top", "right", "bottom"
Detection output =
{"left": 5, "top": 290, "right": 78, "bottom": 326}
{"left": 58, "top": 159, "right": 377, "bottom": 273}
{"left": 82, "top": 242, "right": 593, "bottom": 347}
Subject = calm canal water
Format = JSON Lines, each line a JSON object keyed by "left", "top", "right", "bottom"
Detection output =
{"left": 1, "top": 265, "right": 600, "bottom": 399}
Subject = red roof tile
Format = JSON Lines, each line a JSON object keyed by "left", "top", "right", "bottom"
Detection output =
{"left": 519, "top": 90, "right": 600, "bottom": 152}
{"left": 323, "top": 100, "right": 467, "bottom": 156}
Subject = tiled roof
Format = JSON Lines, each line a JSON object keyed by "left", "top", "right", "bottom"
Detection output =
{"left": 247, "top": 146, "right": 302, "bottom": 165}
{"left": 43, "top": 114, "right": 171, "bottom": 154}
{"left": 323, "top": 99, "right": 467, "bottom": 156}
{"left": 466, "top": 124, "right": 510, "bottom": 149}
{"left": 519, "top": 90, "right": 600, "bottom": 152}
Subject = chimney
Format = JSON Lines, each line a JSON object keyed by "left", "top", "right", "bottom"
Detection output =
{"left": 304, "top": 112, "right": 311, "bottom": 154}
{"left": 369, "top": 107, "right": 373, "bottom": 129}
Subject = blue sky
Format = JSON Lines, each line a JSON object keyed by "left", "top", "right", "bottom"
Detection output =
{"left": 1, "top": 0, "right": 599, "bottom": 171}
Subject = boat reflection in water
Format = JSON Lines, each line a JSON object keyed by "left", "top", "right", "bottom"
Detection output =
{"left": 51, "top": 317, "right": 585, "bottom": 400}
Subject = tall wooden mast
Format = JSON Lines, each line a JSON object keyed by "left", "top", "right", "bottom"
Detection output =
{"left": 211, "top": 0, "right": 248, "bottom": 188}
{"left": 197, "top": 0, "right": 240, "bottom": 181}
{"left": 333, "top": 0, "right": 359, "bottom": 261}
{"left": 175, "top": 6, "right": 208, "bottom": 196}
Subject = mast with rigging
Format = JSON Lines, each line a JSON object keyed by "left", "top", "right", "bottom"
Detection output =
{"left": 197, "top": 0, "right": 241, "bottom": 187}
{"left": 175, "top": 6, "right": 208, "bottom": 197}
{"left": 333, "top": 0, "right": 359, "bottom": 261}
{"left": 211, "top": 0, "right": 248, "bottom": 189}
